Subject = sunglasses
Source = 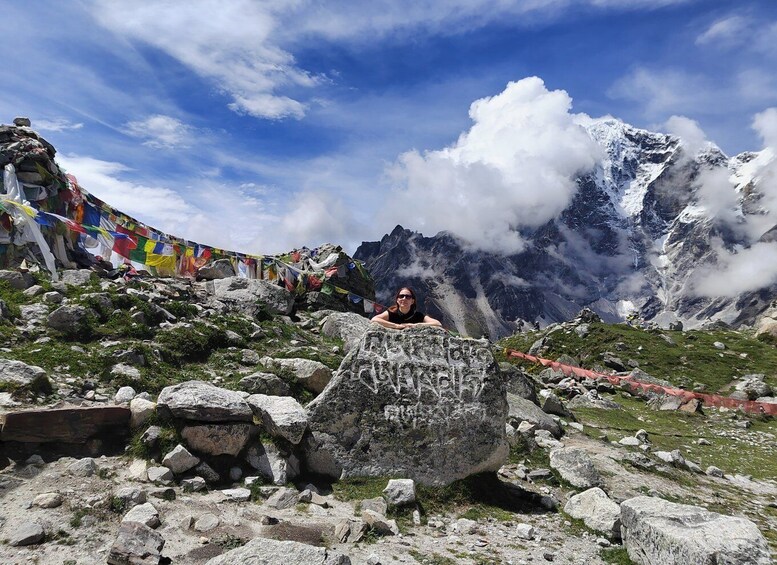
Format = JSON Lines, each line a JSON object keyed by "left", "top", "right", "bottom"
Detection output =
{"left": 397, "top": 294, "right": 413, "bottom": 299}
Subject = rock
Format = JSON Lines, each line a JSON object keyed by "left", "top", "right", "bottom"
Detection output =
{"left": 706, "top": 465, "right": 725, "bottom": 478}
{"left": 162, "top": 444, "right": 200, "bottom": 474}
{"left": 194, "top": 461, "right": 221, "bottom": 484}
{"left": 549, "top": 448, "right": 603, "bottom": 489}
{"left": 515, "top": 523, "right": 535, "bottom": 540}
{"left": 362, "top": 509, "right": 399, "bottom": 535}
{"left": 33, "top": 492, "right": 63, "bottom": 508}
{"left": 260, "top": 357, "right": 333, "bottom": 395}
{"left": 540, "top": 390, "right": 572, "bottom": 418}
{"left": 194, "top": 513, "right": 220, "bottom": 532}
{"left": 383, "top": 478, "right": 416, "bottom": 507}
{"left": 68, "top": 457, "right": 97, "bottom": 477}
{"left": 115, "top": 386, "right": 136, "bottom": 404}
{"left": 114, "top": 486, "right": 147, "bottom": 511}
{"left": 713, "top": 341, "right": 726, "bottom": 350}
{"left": 122, "top": 502, "right": 160, "bottom": 529}
{"left": 61, "top": 269, "right": 93, "bottom": 286}
{"left": 204, "top": 537, "right": 351, "bottom": 565}
{"left": 111, "top": 363, "right": 142, "bottom": 381}
{"left": 107, "top": 521, "right": 165, "bottom": 565}
{"left": 321, "top": 311, "right": 372, "bottom": 352}
{"left": 499, "top": 363, "right": 538, "bottom": 404}
{"left": 618, "top": 436, "right": 641, "bottom": 447}
{"left": 47, "top": 305, "right": 91, "bottom": 334}
{"left": 130, "top": 398, "right": 157, "bottom": 428}
{"left": 361, "top": 497, "right": 388, "bottom": 515}
{"left": 305, "top": 326, "right": 508, "bottom": 486}
{"left": 42, "top": 290, "right": 63, "bottom": 304}
{"left": 8, "top": 522, "right": 45, "bottom": 546}
{"left": 507, "top": 393, "right": 563, "bottom": 438}
{"left": 0, "top": 269, "right": 35, "bottom": 290}
{"left": 620, "top": 496, "right": 771, "bottom": 565}
{"left": 238, "top": 372, "right": 291, "bottom": 396}
{"left": 0, "top": 358, "right": 48, "bottom": 388}
{"left": 182, "top": 477, "right": 207, "bottom": 492}
{"left": 266, "top": 487, "right": 300, "bottom": 510}
{"left": 245, "top": 441, "right": 299, "bottom": 485}
{"left": 221, "top": 487, "right": 251, "bottom": 502}
{"left": 563, "top": 487, "right": 621, "bottom": 539}
{"left": 247, "top": 393, "right": 308, "bottom": 444}
{"left": 147, "top": 466, "right": 174, "bottom": 484}
{"left": 205, "top": 277, "right": 294, "bottom": 315}
{"left": 181, "top": 423, "right": 254, "bottom": 456}
{"left": 156, "top": 380, "right": 253, "bottom": 422}
{"left": 735, "top": 374, "right": 772, "bottom": 400}
{"left": 567, "top": 390, "right": 622, "bottom": 410}
{"left": 679, "top": 398, "right": 703, "bottom": 414}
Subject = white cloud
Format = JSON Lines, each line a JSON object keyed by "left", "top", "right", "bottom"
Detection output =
{"left": 33, "top": 118, "right": 84, "bottom": 132}
{"left": 662, "top": 115, "right": 710, "bottom": 156}
{"left": 383, "top": 77, "right": 601, "bottom": 254}
{"left": 277, "top": 191, "right": 362, "bottom": 252}
{"left": 124, "top": 115, "right": 193, "bottom": 149}
{"left": 694, "top": 168, "right": 742, "bottom": 230}
{"left": 695, "top": 15, "right": 750, "bottom": 46}
{"left": 692, "top": 241, "right": 777, "bottom": 297}
{"left": 608, "top": 67, "right": 712, "bottom": 117}
{"left": 753, "top": 107, "right": 777, "bottom": 149}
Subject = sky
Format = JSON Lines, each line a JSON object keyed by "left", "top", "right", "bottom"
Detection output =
{"left": 3, "top": 0, "right": 777, "bottom": 258}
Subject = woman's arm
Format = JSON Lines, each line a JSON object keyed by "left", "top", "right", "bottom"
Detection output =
{"left": 420, "top": 315, "right": 442, "bottom": 327}
{"left": 371, "top": 311, "right": 406, "bottom": 330}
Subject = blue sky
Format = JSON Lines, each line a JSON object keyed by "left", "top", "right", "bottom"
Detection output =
{"left": 3, "top": 0, "right": 777, "bottom": 256}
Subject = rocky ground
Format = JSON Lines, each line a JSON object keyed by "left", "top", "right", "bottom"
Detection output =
{"left": 0, "top": 269, "right": 776, "bottom": 564}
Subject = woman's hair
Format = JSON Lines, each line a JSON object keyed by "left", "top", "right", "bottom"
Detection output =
{"left": 388, "top": 286, "right": 417, "bottom": 314}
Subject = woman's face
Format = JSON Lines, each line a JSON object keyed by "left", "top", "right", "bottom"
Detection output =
{"left": 396, "top": 288, "right": 414, "bottom": 314}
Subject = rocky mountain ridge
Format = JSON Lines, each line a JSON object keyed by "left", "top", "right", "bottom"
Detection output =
{"left": 355, "top": 118, "right": 777, "bottom": 339}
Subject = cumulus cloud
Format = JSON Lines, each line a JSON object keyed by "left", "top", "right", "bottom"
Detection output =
{"left": 753, "top": 107, "right": 777, "bottom": 149}
{"left": 662, "top": 115, "right": 710, "bottom": 156}
{"left": 383, "top": 77, "right": 600, "bottom": 254}
{"left": 124, "top": 115, "right": 193, "bottom": 149}
{"left": 694, "top": 168, "right": 742, "bottom": 230}
{"left": 277, "top": 191, "right": 362, "bottom": 252}
{"left": 692, "top": 241, "right": 777, "bottom": 297}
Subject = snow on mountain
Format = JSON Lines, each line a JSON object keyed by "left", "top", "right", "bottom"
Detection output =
{"left": 356, "top": 117, "right": 777, "bottom": 339}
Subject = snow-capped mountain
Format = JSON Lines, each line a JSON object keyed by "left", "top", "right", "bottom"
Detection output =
{"left": 355, "top": 118, "right": 777, "bottom": 339}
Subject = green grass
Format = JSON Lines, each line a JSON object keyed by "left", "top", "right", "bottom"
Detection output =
{"left": 499, "top": 322, "right": 777, "bottom": 393}
{"left": 600, "top": 547, "right": 634, "bottom": 564}
{"left": 408, "top": 550, "right": 457, "bottom": 565}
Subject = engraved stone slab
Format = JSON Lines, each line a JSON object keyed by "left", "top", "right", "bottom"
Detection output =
{"left": 304, "top": 326, "right": 508, "bottom": 486}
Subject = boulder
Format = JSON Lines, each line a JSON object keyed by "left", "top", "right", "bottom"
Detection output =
{"left": 161, "top": 444, "right": 200, "bottom": 474}
{"left": 156, "top": 380, "right": 252, "bottom": 422}
{"left": 261, "top": 357, "right": 333, "bottom": 394}
{"left": 204, "top": 537, "right": 350, "bottom": 565}
{"left": 47, "top": 305, "right": 91, "bottom": 334}
{"left": 620, "top": 496, "right": 771, "bottom": 565}
{"left": 247, "top": 394, "right": 308, "bottom": 445}
{"left": 321, "top": 311, "right": 371, "bottom": 352}
{"left": 0, "top": 269, "right": 35, "bottom": 290}
{"left": 181, "top": 423, "right": 254, "bottom": 456}
{"left": 246, "top": 441, "right": 299, "bottom": 485}
{"left": 61, "top": 269, "right": 93, "bottom": 286}
{"left": 549, "top": 448, "right": 603, "bottom": 489}
{"left": 506, "top": 393, "right": 563, "bottom": 438}
{"left": 0, "top": 359, "right": 48, "bottom": 387}
{"left": 563, "top": 487, "right": 621, "bottom": 539}
{"left": 107, "top": 521, "right": 165, "bottom": 565}
{"left": 8, "top": 522, "right": 45, "bottom": 546}
{"left": 205, "top": 276, "right": 294, "bottom": 315}
{"left": 238, "top": 372, "right": 291, "bottom": 396}
{"left": 735, "top": 375, "right": 772, "bottom": 400}
{"left": 383, "top": 478, "right": 416, "bottom": 507}
{"left": 499, "top": 363, "right": 538, "bottom": 404}
{"left": 540, "top": 390, "right": 572, "bottom": 418}
{"left": 304, "top": 326, "right": 508, "bottom": 486}
{"left": 568, "top": 390, "right": 621, "bottom": 410}
{"left": 122, "top": 502, "right": 160, "bottom": 529}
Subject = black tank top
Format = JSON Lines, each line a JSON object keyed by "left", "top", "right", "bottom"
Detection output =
{"left": 388, "top": 309, "right": 426, "bottom": 324}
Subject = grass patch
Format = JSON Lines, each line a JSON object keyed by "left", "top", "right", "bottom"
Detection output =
{"left": 408, "top": 550, "right": 456, "bottom": 565}
{"left": 331, "top": 477, "right": 388, "bottom": 501}
{"left": 600, "top": 547, "right": 634, "bottom": 564}
{"left": 499, "top": 323, "right": 777, "bottom": 393}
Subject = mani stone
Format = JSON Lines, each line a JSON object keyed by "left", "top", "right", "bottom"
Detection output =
{"left": 620, "top": 496, "right": 771, "bottom": 565}
{"left": 304, "top": 326, "right": 508, "bottom": 486}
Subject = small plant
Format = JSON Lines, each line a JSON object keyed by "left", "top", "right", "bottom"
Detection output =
{"left": 600, "top": 546, "right": 634, "bottom": 564}
{"left": 109, "top": 496, "right": 127, "bottom": 514}
{"left": 213, "top": 533, "right": 247, "bottom": 550}
{"left": 70, "top": 508, "right": 91, "bottom": 528}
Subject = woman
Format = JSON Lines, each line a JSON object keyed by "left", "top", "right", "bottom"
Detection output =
{"left": 371, "top": 287, "right": 442, "bottom": 330}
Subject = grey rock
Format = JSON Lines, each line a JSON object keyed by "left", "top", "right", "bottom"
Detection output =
{"left": 0, "top": 358, "right": 48, "bottom": 386}
{"left": 362, "top": 509, "right": 399, "bottom": 536}
{"left": 245, "top": 441, "right": 299, "bottom": 485}
{"left": 507, "top": 393, "right": 563, "bottom": 438}
{"left": 181, "top": 423, "right": 254, "bottom": 456}
{"left": 204, "top": 537, "right": 351, "bottom": 565}
{"left": 221, "top": 487, "right": 251, "bottom": 502}
{"left": 147, "top": 466, "right": 174, "bottom": 484}
{"left": 305, "top": 326, "right": 508, "bottom": 486}
{"left": 194, "top": 461, "right": 221, "bottom": 484}
{"left": 706, "top": 465, "right": 725, "bottom": 478}
{"left": 549, "top": 448, "right": 603, "bottom": 489}
{"left": 33, "top": 492, "right": 63, "bottom": 508}
{"left": 107, "top": 521, "right": 165, "bottom": 565}
{"left": 181, "top": 477, "right": 207, "bottom": 492}
{"left": 130, "top": 398, "right": 156, "bottom": 428}
{"left": 115, "top": 386, "right": 136, "bottom": 404}
{"left": 564, "top": 487, "right": 621, "bottom": 539}
{"left": 238, "top": 372, "right": 291, "bottom": 396}
{"left": 247, "top": 393, "right": 308, "bottom": 444}
{"left": 383, "top": 478, "right": 416, "bottom": 507}
{"left": 197, "top": 259, "right": 235, "bottom": 279}
{"left": 266, "top": 487, "right": 300, "bottom": 510}
{"left": 8, "top": 522, "right": 45, "bottom": 546}
{"left": 620, "top": 496, "right": 771, "bottom": 565}
{"left": 500, "top": 362, "right": 538, "bottom": 404}
{"left": 68, "top": 457, "right": 97, "bottom": 477}
{"left": 205, "top": 276, "right": 294, "bottom": 315}
{"left": 321, "top": 311, "right": 371, "bottom": 352}
{"left": 540, "top": 390, "right": 572, "bottom": 418}
{"left": 113, "top": 486, "right": 147, "bottom": 511}
{"left": 568, "top": 390, "right": 622, "bottom": 410}
{"left": 47, "top": 305, "right": 91, "bottom": 334}
{"left": 61, "top": 269, "right": 93, "bottom": 286}
{"left": 162, "top": 444, "right": 200, "bottom": 474}
{"left": 361, "top": 497, "right": 388, "bottom": 515}
{"left": 735, "top": 374, "right": 772, "bottom": 400}
{"left": 111, "top": 363, "right": 141, "bottom": 381}
{"left": 122, "top": 502, "right": 160, "bottom": 529}
{"left": 156, "top": 380, "right": 253, "bottom": 422}
{"left": 42, "top": 290, "right": 63, "bottom": 304}
{"left": 0, "top": 269, "right": 35, "bottom": 290}
{"left": 194, "top": 513, "right": 220, "bottom": 532}
{"left": 260, "top": 357, "right": 333, "bottom": 394}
